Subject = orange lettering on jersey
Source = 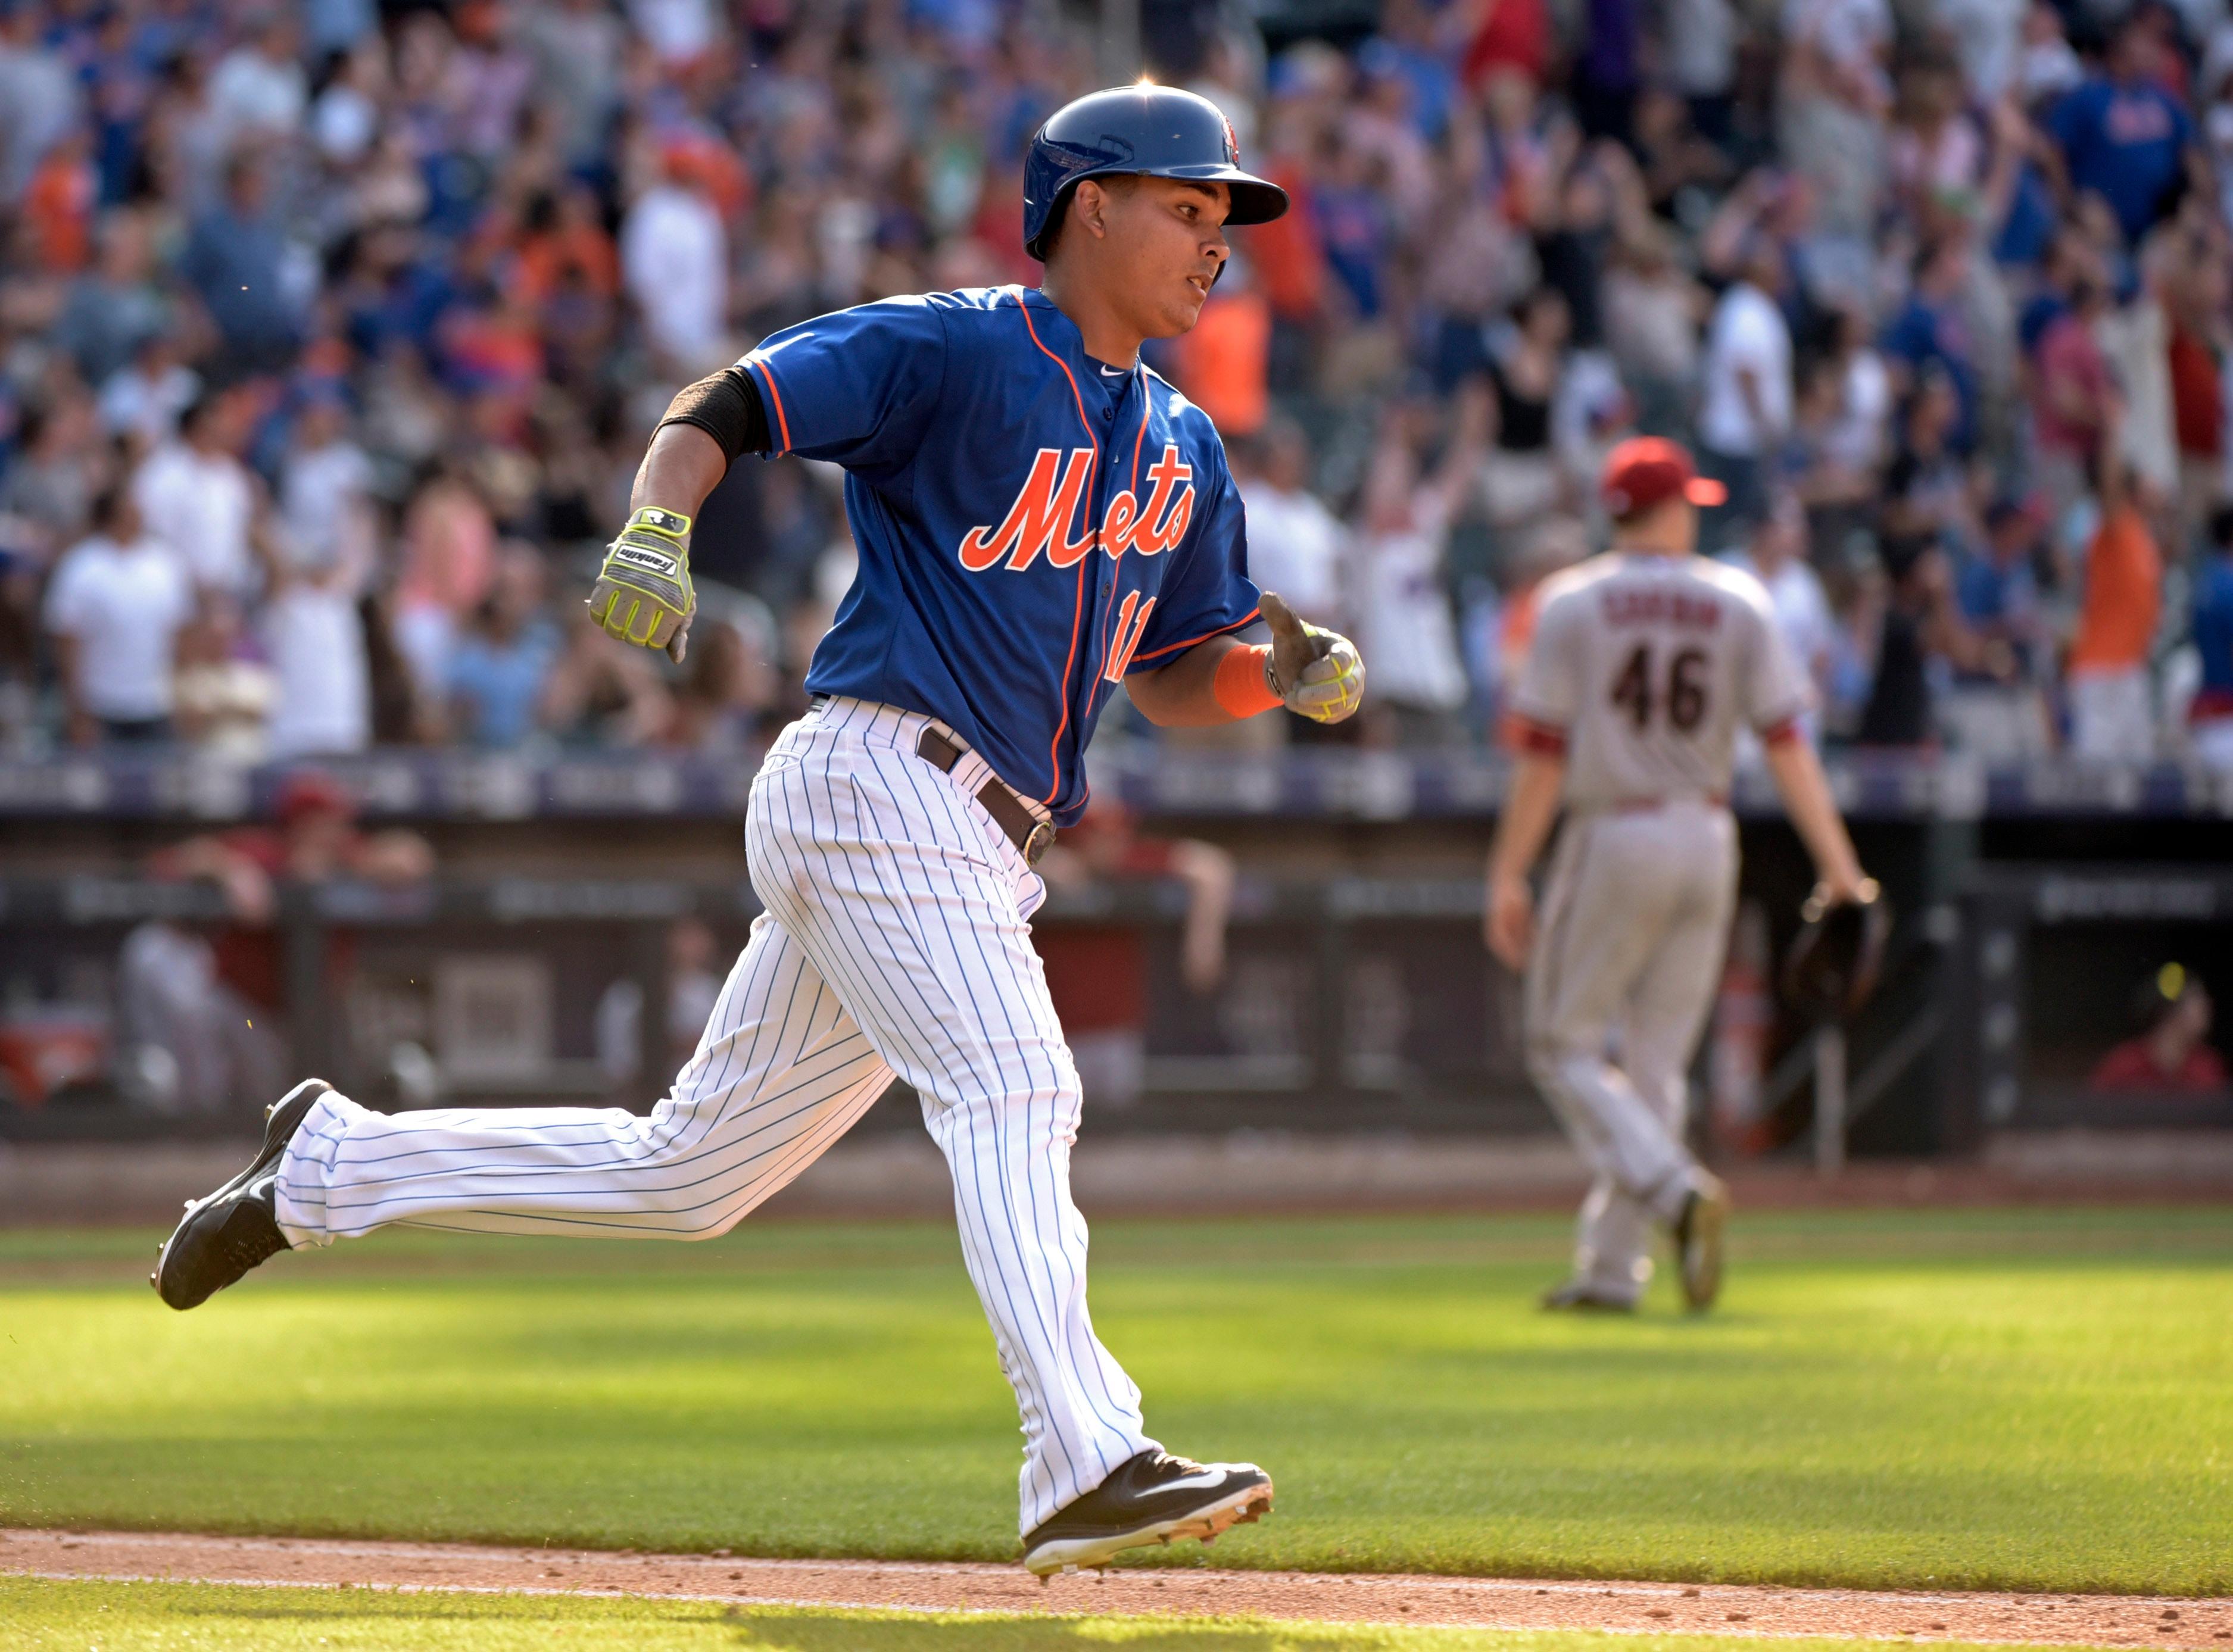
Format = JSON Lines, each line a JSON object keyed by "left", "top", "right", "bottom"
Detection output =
{"left": 1102, "top": 592, "right": 1158, "bottom": 682}
{"left": 1099, "top": 490, "right": 1141, "bottom": 555}
{"left": 1133, "top": 444, "right": 1195, "bottom": 554}
{"left": 957, "top": 444, "right": 1197, "bottom": 573}
{"left": 959, "top": 447, "right": 1096, "bottom": 572}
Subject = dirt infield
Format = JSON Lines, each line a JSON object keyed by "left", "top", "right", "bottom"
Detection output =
{"left": 5, "top": 1531, "right": 2229, "bottom": 1645}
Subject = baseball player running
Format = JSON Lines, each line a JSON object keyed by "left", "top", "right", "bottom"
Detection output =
{"left": 1486, "top": 438, "right": 1869, "bottom": 1312}
{"left": 153, "top": 85, "right": 1364, "bottom": 1576}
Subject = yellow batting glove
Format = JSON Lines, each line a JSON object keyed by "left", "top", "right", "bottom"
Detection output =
{"left": 589, "top": 506, "right": 696, "bottom": 661}
{"left": 1261, "top": 590, "right": 1365, "bottom": 724}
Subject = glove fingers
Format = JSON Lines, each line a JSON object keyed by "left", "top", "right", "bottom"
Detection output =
{"left": 1284, "top": 635, "right": 1365, "bottom": 723}
{"left": 598, "top": 594, "right": 635, "bottom": 641}
{"left": 1292, "top": 656, "right": 1364, "bottom": 723}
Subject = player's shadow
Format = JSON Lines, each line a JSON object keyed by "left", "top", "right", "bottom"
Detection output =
{"left": 725, "top": 1605, "right": 1316, "bottom": 1649}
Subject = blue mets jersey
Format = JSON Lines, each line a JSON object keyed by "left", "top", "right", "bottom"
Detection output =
{"left": 738, "top": 285, "right": 1261, "bottom": 828}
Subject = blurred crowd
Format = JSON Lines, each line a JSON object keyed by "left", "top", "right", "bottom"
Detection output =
{"left": 4, "top": 0, "right": 2233, "bottom": 766}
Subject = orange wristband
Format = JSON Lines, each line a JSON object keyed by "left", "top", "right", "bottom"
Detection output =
{"left": 1212, "top": 642, "right": 1281, "bottom": 718}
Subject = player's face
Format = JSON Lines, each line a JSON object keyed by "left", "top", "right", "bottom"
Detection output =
{"left": 1102, "top": 177, "right": 1230, "bottom": 336}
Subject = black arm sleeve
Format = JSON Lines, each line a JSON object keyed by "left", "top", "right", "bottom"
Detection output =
{"left": 656, "top": 365, "right": 770, "bottom": 463}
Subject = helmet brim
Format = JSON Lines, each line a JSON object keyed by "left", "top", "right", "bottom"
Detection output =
{"left": 1140, "top": 166, "right": 1290, "bottom": 227}
{"left": 1026, "top": 168, "right": 1290, "bottom": 260}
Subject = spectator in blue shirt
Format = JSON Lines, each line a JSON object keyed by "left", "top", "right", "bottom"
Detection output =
{"left": 1881, "top": 235, "right": 1981, "bottom": 451}
{"left": 445, "top": 544, "right": 560, "bottom": 748}
{"left": 2045, "top": 10, "right": 2198, "bottom": 245}
{"left": 180, "top": 153, "right": 300, "bottom": 376}
{"left": 1316, "top": 135, "right": 1393, "bottom": 320}
{"left": 2191, "top": 505, "right": 2233, "bottom": 768}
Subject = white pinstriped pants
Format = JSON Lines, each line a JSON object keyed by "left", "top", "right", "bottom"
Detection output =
{"left": 276, "top": 697, "right": 1157, "bottom": 1532}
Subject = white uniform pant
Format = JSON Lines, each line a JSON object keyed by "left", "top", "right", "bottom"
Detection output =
{"left": 276, "top": 697, "right": 1156, "bottom": 1532}
{"left": 1524, "top": 801, "right": 1735, "bottom": 1301}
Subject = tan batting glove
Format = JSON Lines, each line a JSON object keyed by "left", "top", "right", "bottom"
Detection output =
{"left": 588, "top": 505, "right": 696, "bottom": 662}
{"left": 1261, "top": 591, "right": 1365, "bottom": 724}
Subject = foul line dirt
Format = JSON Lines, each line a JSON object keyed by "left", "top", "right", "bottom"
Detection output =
{"left": 5, "top": 1531, "right": 2229, "bottom": 1646}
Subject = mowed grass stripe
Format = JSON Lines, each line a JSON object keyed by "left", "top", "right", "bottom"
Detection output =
{"left": 0, "top": 1577, "right": 2123, "bottom": 1652}
{"left": 0, "top": 1210, "right": 2226, "bottom": 1594}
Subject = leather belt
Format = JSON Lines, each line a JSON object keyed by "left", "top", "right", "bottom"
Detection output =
{"left": 915, "top": 726, "right": 1056, "bottom": 866}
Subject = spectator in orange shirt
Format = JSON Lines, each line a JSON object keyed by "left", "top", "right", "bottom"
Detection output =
{"left": 513, "top": 182, "right": 621, "bottom": 307}
{"left": 1248, "top": 146, "right": 1326, "bottom": 328}
{"left": 1169, "top": 261, "right": 1271, "bottom": 438}
{"left": 2089, "top": 964, "right": 2227, "bottom": 1095}
{"left": 23, "top": 128, "right": 96, "bottom": 274}
{"left": 2064, "top": 428, "right": 2162, "bottom": 759}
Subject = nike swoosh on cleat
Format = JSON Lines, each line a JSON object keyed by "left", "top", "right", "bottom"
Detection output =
{"left": 1154, "top": 1468, "right": 1243, "bottom": 1494}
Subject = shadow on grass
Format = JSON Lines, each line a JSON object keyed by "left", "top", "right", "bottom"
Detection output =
{"left": 144, "top": 1597, "right": 1391, "bottom": 1649}
{"left": 720, "top": 1608, "right": 1338, "bottom": 1649}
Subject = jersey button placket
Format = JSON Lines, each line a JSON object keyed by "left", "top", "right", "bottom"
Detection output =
{"left": 1099, "top": 383, "right": 1133, "bottom": 598}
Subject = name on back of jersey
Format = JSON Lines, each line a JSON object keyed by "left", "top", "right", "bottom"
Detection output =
{"left": 959, "top": 444, "right": 1196, "bottom": 573}
{"left": 1599, "top": 586, "right": 1723, "bottom": 630}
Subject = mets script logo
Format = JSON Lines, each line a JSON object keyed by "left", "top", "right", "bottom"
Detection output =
{"left": 959, "top": 444, "right": 1196, "bottom": 573}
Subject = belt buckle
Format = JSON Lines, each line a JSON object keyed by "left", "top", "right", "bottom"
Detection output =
{"left": 1021, "top": 820, "right": 1055, "bottom": 867}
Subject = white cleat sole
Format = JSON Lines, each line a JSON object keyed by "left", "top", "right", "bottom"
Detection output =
{"left": 1022, "top": 1477, "right": 1274, "bottom": 1578}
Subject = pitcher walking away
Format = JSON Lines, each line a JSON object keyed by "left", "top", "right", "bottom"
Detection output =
{"left": 1487, "top": 438, "right": 1870, "bottom": 1313}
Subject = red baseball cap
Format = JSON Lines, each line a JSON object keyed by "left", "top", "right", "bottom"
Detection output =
{"left": 1600, "top": 437, "right": 1726, "bottom": 519}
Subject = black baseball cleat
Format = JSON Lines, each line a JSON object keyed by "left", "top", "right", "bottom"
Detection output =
{"left": 1673, "top": 1173, "right": 1732, "bottom": 1311}
{"left": 152, "top": 1078, "right": 329, "bottom": 1310}
{"left": 1021, "top": 1450, "right": 1273, "bottom": 1577}
{"left": 1540, "top": 1279, "right": 1638, "bottom": 1312}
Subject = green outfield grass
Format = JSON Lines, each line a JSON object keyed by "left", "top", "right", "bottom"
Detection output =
{"left": 0, "top": 1579, "right": 2108, "bottom": 1652}
{"left": 0, "top": 1208, "right": 2226, "bottom": 1595}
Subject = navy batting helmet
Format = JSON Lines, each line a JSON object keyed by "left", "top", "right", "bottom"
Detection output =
{"left": 1022, "top": 84, "right": 1289, "bottom": 262}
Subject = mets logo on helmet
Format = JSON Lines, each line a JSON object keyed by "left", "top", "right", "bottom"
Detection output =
{"left": 959, "top": 444, "right": 1196, "bottom": 573}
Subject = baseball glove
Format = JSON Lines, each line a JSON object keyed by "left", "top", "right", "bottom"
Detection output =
{"left": 1781, "top": 878, "right": 1891, "bottom": 1022}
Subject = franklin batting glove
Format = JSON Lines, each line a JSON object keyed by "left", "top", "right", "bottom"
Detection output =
{"left": 1261, "top": 591, "right": 1365, "bottom": 725}
{"left": 590, "top": 506, "right": 697, "bottom": 662}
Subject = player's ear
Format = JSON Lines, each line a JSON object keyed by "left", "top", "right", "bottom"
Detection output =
{"left": 1071, "top": 179, "right": 1109, "bottom": 242}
